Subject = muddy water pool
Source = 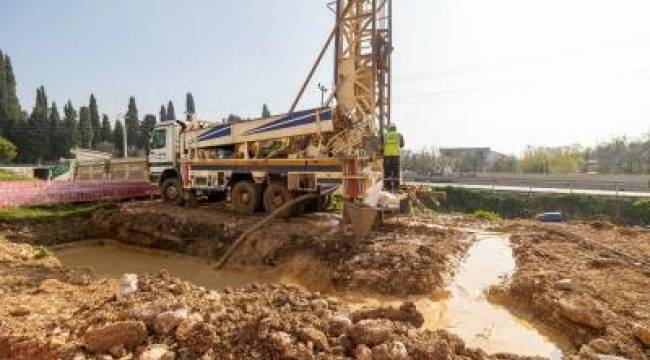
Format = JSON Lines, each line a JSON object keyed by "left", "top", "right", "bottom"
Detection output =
{"left": 56, "top": 234, "right": 570, "bottom": 358}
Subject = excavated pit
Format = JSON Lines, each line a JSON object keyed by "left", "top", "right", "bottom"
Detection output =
{"left": 53, "top": 234, "right": 570, "bottom": 358}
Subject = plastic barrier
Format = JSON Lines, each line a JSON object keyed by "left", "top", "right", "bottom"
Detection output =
{"left": 0, "top": 180, "right": 158, "bottom": 209}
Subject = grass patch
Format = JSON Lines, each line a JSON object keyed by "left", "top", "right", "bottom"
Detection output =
{"left": 0, "top": 169, "right": 28, "bottom": 181}
{"left": 0, "top": 203, "right": 116, "bottom": 222}
{"left": 473, "top": 209, "right": 502, "bottom": 221}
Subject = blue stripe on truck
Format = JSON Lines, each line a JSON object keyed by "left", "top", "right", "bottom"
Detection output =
{"left": 191, "top": 164, "right": 342, "bottom": 174}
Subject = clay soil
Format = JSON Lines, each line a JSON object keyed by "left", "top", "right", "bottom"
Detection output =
{"left": 1, "top": 201, "right": 649, "bottom": 359}
{"left": 490, "top": 220, "right": 650, "bottom": 360}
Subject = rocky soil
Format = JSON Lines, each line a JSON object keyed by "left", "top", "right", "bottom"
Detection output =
{"left": 490, "top": 221, "right": 650, "bottom": 360}
{"left": 0, "top": 237, "right": 541, "bottom": 360}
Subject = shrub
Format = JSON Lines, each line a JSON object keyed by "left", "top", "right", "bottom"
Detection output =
{"left": 473, "top": 209, "right": 501, "bottom": 221}
{"left": 632, "top": 200, "right": 650, "bottom": 225}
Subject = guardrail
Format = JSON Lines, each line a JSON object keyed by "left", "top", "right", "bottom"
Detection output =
{"left": 0, "top": 180, "right": 158, "bottom": 209}
{"left": 405, "top": 175, "right": 650, "bottom": 193}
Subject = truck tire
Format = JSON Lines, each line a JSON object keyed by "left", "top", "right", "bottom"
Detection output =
{"left": 263, "top": 182, "right": 294, "bottom": 218}
{"left": 161, "top": 178, "right": 184, "bottom": 205}
{"left": 232, "top": 180, "right": 260, "bottom": 214}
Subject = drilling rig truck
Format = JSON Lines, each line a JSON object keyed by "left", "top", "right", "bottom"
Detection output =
{"left": 148, "top": 0, "right": 394, "bottom": 229}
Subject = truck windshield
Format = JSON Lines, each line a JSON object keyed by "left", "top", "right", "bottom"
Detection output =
{"left": 151, "top": 129, "right": 167, "bottom": 149}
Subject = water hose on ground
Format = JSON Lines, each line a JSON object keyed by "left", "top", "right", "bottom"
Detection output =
{"left": 215, "top": 190, "right": 334, "bottom": 270}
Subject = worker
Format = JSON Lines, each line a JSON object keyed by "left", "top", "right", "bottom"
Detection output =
{"left": 383, "top": 123, "right": 404, "bottom": 191}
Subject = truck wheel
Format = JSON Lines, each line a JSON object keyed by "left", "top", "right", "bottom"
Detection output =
{"left": 161, "top": 178, "right": 184, "bottom": 205}
{"left": 263, "top": 182, "right": 293, "bottom": 218}
{"left": 232, "top": 180, "right": 260, "bottom": 214}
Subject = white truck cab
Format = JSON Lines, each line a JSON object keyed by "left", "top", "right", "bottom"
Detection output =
{"left": 148, "top": 122, "right": 183, "bottom": 202}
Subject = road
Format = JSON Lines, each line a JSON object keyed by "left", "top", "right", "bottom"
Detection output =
{"left": 407, "top": 181, "right": 650, "bottom": 198}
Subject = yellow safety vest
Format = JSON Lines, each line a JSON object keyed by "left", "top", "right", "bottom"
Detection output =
{"left": 384, "top": 131, "right": 401, "bottom": 156}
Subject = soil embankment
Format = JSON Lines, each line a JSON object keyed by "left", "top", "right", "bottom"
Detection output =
{"left": 91, "top": 202, "right": 469, "bottom": 296}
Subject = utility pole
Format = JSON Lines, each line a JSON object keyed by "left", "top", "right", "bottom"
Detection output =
{"left": 318, "top": 83, "right": 328, "bottom": 107}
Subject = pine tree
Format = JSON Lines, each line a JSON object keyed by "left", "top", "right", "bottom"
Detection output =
{"left": 113, "top": 120, "right": 125, "bottom": 157}
{"left": 166, "top": 101, "right": 176, "bottom": 121}
{"left": 262, "top": 104, "right": 271, "bottom": 118}
{"left": 139, "top": 114, "right": 157, "bottom": 150}
{"left": 100, "top": 114, "right": 112, "bottom": 143}
{"left": 63, "top": 100, "right": 78, "bottom": 155}
{"left": 125, "top": 96, "right": 139, "bottom": 150}
{"left": 186, "top": 92, "right": 196, "bottom": 117}
{"left": 49, "top": 102, "right": 64, "bottom": 161}
{"left": 159, "top": 105, "right": 167, "bottom": 122}
{"left": 78, "top": 106, "right": 92, "bottom": 149}
{"left": 89, "top": 94, "right": 100, "bottom": 148}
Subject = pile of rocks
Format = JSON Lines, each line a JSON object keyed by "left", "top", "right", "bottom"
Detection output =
{"left": 68, "top": 273, "right": 518, "bottom": 360}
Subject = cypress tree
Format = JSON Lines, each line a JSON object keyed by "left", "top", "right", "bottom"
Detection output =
{"left": 3, "top": 55, "right": 21, "bottom": 135}
{"left": 100, "top": 114, "right": 112, "bottom": 143}
{"left": 139, "top": 114, "right": 157, "bottom": 150}
{"left": 186, "top": 92, "right": 195, "bottom": 116}
{"left": 78, "top": 106, "right": 92, "bottom": 149}
{"left": 166, "top": 101, "right": 176, "bottom": 121}
{"left": 49, "top": 102, "right": 64, "bottom": 161}
{"left": 124, "top": 96, "right": 139, "bottom": 150}
{"left": 0, "top": 52, "right": 6, "bottom": 135}
{"left": 24, "top": 86, "right": 50, "bottom": 162}
{"left": 113, "top": 120, "right": 125, "bottom": 157}
{"left": 262, "top": 104, "right": 271, "bottom": 118}
{"left": 63, "top": 100, "right": 78, "bottom": 155}
{"left": 159, "top": 105, "right": 167, "bottom": 122}
{"left": 89, "top": 94, "right": 100, "bottom": 148}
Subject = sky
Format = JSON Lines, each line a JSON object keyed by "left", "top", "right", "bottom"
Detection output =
{"left": 2, "top": 0, "right": 650, "bottom": 155}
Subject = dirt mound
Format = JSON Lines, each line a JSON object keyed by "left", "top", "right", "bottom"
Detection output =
{"left": 489, "top": 221, "right": 650, "bottom": 360}
{"left": 264, "top": 220, "right": 470, "bottom": 296}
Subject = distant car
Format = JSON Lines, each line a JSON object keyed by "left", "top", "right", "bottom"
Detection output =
{"left": 535, "top": 212, "right": 568, "bottom": 223}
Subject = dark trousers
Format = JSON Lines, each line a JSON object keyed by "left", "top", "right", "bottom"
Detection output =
{"left": 384, "top": 156, "right": 400, "bottom": 191}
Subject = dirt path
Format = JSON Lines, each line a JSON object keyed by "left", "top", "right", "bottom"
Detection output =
{"left": 490, "top": 221, "right": 650, "bottom": 360}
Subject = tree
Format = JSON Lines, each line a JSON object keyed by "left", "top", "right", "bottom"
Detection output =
{"left": 139, "top": 114, "right": 157, "bottom": 149}
{"left": 22, "top": 86, "right": 50, "bottom": 162}
{"left": 63, "top": 100, "right": 78, "bottom": 153}
{"left": 0, "top": 53, "right": 22, "bottom": 138}
{"left": 0, "top": 136, "right": 17, "bottom": 162}
{"left": 262, "top": 103, "right": 271, "bottom": 118}
{"left": 49, "top": 102, "right": 65, "bottom": 161}
{"left": 113, "top": 120, "right": 125, "bottom": 157}
{"left": 186, "top": 92, "right": 195, "bottom": 118}
{"left": 100, "top": 114, "right": 112, "bottom": 143}
{"left": 159, "top": 105, "right": 167, "bottom": 122}
{"left": 166, "top": 101, "right": 176, "bottom": 121}
{"left": 89, "top": 94, "right": 101, "bottom": 148}
{"left": 125, "top": 96, "right": 139, "bottom": 150}
{"left": 78, "top": 106, "right": 92, "bottom": 149}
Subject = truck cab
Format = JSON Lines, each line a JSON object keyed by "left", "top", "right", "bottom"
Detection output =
{"left": 148, "top": 122, "right": 182, "bottom": 202}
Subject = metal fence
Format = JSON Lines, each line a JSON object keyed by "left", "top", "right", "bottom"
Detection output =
{"left": 0, "top": 180, "right": 158, "bottom": 209}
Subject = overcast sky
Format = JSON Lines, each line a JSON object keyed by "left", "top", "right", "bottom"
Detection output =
{"left": 2, "top": 0, "right": 650, "bottom": 155}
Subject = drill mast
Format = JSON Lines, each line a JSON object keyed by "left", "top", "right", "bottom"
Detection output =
{"left": 330, "top": 0, "right": 392, "bottom": 155}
